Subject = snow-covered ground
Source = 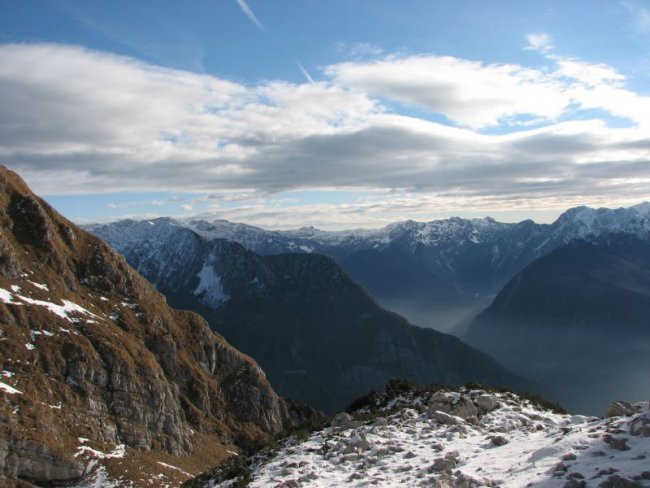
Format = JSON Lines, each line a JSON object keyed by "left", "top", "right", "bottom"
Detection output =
{"left": 206, "top": 389, "right": 650, "bottom": 487}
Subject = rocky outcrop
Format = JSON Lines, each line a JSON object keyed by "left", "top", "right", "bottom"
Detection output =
{"left": 0, "top": 165, "right": 302, "bottom": 486}
{"left": 199, "top": 384, "right": 650, "bottom": 487}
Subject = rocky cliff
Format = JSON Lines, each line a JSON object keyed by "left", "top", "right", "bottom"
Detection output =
{"left": 0, "top": 166, "right": 303, "bottom": 486}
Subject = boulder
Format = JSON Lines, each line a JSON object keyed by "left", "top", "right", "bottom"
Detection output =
{"left": 344, "top": 434, "right": 372, "bottom": 452}
{"left": 428, "top": 391, "right": 456, "bottom": 414}
{"left": 330, "top": 412, "right": 354, "bottom": 429}
{"left": 603, "top": 434, "right": 630, "bottom": 451}
{"left": 476, "top": 394, "right": 499, "bottom": 414}
{"left": 431, "top": 456, "right": 457, "bottom": 473}
{"left": 605, "top": 401, "right": 636, "bottom": 418}
{"left": 629, "top": 418, "right": 650, "bottom": 437}
{"left": 452, "top": 398, "right": 479, "bottom": 420}
{"left": 598, "top": 475, "right": 642, "bottom": 487}
{"left": 431, "top": 410, "right": 462, "bottom": 425}
{"left": 490, "top": 435, "right": 509, "bottom": 447}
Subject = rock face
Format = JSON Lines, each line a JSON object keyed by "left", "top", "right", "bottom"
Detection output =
{"left": 88, "top": 219, "right": 532, "bottom": 414}
{"left": 464, "top": 235, "right": 650, "bottom": 415}
{"left": 0, "top": 166, "right": 301, "bottom": 486}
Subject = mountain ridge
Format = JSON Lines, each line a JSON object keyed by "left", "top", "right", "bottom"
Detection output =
{"left": 464, "top": 233, "right": 650, "bottom": 414}
{"left": 88, "top": 201, "right": 650, "bottom": 333}
{"left": 0, "top": 165, "right": 311, "bottom": 486}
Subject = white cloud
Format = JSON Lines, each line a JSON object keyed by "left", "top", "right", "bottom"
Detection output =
{"left": 525, "top": 33, "right": 554, "bottom": 53}
{"left": 335, "top": 41, "right": 384, "bottom": 58}
{"left": 554, "top": 57, "right": 625, "bottom": 86}
{"left": 326, "top": 55, "right": 570, "bottom": 128}
{"left": 1, "top": 42, "right": 650, "bottom": 226}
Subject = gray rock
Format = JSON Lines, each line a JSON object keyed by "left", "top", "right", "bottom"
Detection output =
{"left": 598, "top": 475, "right": 642, "bottom": 487}
{"left": 330, "top": 412, "right": 354, "bottom": 429}
{"left": 476, "top": 394, "right": 499, "bottom": 414}
{"left": 431, "top": 457, "right": 457, "bottom": 473}
{"left": 452, "top": 398, "right": 479, "bottom": 420}
{"left": 490, "top": 435, "right": 509, "bottom": 447}
{"left": 278, "top": 480, "right": 300, "bottom": 488}
{"left": 345, "top": 434, "right": 372, "bottom": 452}
{"left": 603, "top": 434, "right": 630, "bottom": 451}
{"left": 567, "top": 472, "right": 585, "bottom": 479}
{"left": 629, "top": 418, "right": 650, "bottom": 437}
{"left": 605, "top": 401, "right": 636, "bottom": 418}
{"left": 374, "top": 416, "right": 389, "bottom": 427}
{"left": 564, "top": 481, "right": 586, "bottom": 488}
{"left": 428, "top": 391, "right": 455, "bottom": 413}
{"left": 431, "top": 410, "right": 462, "bottom": 425}
{"left": 0, "top": 441, "right": 85, "bottom": 486}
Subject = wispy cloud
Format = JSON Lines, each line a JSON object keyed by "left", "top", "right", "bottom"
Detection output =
{"left": 621, "top": 1, "right": 650, "bottom": 35}
{"left": 525, "top": 33, "right": 554, "bottom": 54}
{"left": 235, "top": 0, "right": 266, "bottom": 32}
{"left": 336, "top": 41, "right": 384, "bottom": 58}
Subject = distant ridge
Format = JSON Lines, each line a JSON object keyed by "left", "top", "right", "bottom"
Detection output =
{"left": 88, "top": 201, "right": 650, "bottom": 333}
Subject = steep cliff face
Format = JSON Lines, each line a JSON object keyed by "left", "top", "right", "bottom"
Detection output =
{"left": 0, "top": 166, "right": 299, "bottom": 486}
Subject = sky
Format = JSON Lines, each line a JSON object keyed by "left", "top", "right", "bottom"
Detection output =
{"left": 1, "top": 0, "right": 650, "bottom": 229}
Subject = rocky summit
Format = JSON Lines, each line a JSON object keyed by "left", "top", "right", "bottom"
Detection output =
{"left": 0, "top": 166, "right": 311, "bottom": 487}
{"left": 199, "top": 384, "right": 650, "bottom": 487}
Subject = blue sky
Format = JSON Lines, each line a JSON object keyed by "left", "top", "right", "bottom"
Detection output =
{"left": 1, "top": 0, "right": 650, "bottom": 228}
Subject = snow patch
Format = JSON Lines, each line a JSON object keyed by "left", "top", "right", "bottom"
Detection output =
{"left": 194, "top": 262, "right": 230, "bottom": 309}
{"left": 156, "top": 462, "right": 192, "bottom": 477}
{"left": 0, "top": 287, "right": 99, "bottom": 322}
{"left": 0, "top": 288, "right": 19, "bottom": 304}
{"left": 27, "top": 280, "right": 49, "bottom": 291}
{"left": 75, "top": 444, "right": 126, "bottom": 459}
{"left": 0, "top": 381, "right": 22, "bottom": 395}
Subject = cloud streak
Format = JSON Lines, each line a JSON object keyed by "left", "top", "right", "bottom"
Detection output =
{"left": 235, "top": 0, "right": 266, "bottom": 32}
{"left": 297, "top": 61, "right": 315, "bottom": 83}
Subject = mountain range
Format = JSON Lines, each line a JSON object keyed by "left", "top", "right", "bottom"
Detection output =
{"left": 89, "top": 202, "right": 650, "bottom": 416}
{"left": 89, "top": 202, "right": 650, "bottom": 334}
{"left": 87, "top": 219, "right": 530, "bottom": 414}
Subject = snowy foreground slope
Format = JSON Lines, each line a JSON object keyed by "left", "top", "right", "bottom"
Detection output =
{"left": 200, "top": 388, "right": 650, "bottom": 487}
